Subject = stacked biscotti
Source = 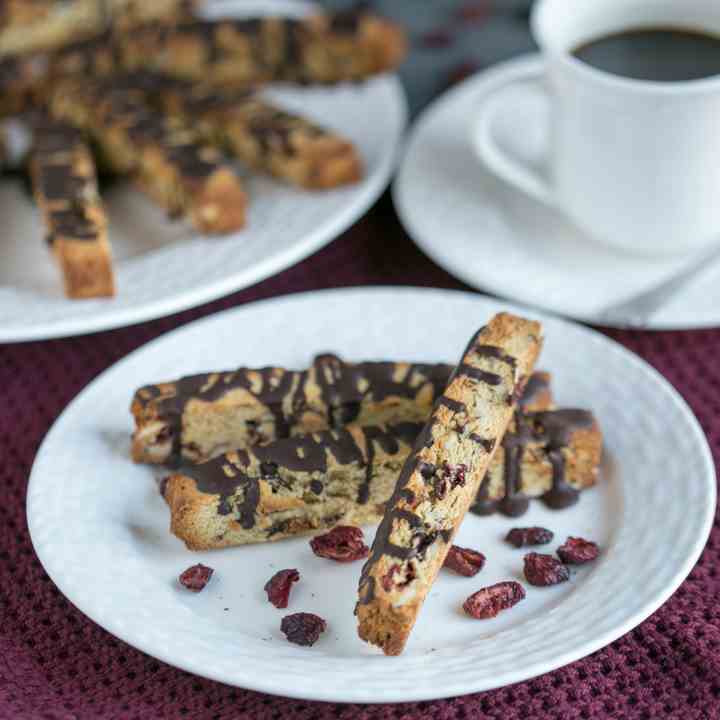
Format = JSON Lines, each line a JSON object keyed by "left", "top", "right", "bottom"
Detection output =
{"left": 130, "top": 351, "right": 602, "bottom": 551}
{"left": 129, "top": 314, "right": 603, "bottom": 654}
{"left": 0, "top": 0, "right": 196, "bottom": 56}
{"left": 50, "top": 76, "right": 248, "bottom": 234}
{"left": 0, "top": 5, "right": 406, "bottom": 297}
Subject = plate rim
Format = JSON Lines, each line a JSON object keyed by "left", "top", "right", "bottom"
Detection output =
{"left": 393, "top": 53, "right": 720, "bottom": 331}
{"left": 0, "top": 0, "right": 407, "bottom": 344}
{"left": 26, "top": 286, "right": 717, "bottom": 702}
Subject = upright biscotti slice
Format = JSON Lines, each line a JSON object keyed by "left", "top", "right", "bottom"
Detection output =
{"left": 30, "top": 120, "right": 114, "bottom": 298}
{"left": 162, "top": 406, "right": 601, "bottom": 550}
{"left": 159, "top": 81, "right": 363, "bottom": 189}
{"left": 131, "top": 355, "right": 454, "bottom": 466}
{"left": 117, "top": 9, "right": 406, "bottom": 86}
{"left": 50, "top": 77, "right": 246, "bottom": 234}
{"left": 357, "top": 313, "right": 543, "bottom": 655}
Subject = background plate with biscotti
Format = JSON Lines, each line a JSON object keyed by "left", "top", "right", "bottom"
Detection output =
{"left": 0, "top": 0, "right": 406, "bottom": 343}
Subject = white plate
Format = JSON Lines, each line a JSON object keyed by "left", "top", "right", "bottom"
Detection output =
{"left": 0, "top": 0, "right": 406, "bottom": 343}
{"left": 394, "top": 54, "right": 720, "bottom": 330}
{"left": 27, "top": 287, "right": 715, "bottom": 703}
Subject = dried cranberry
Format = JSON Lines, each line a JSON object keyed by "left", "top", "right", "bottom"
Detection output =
{"left": 505, "top": 527, "right": 554, "bottom": 548}
{"left": 381, "top": 564, "right": 400, "bottom": 592}
{"left": 309, "top": 525, "right": 369, "bottom": 562}
{"left": 443, "top": 462, "right": 467, "bottom": 489}
{"left": 280, "top": 612, "right": 327, "bottom": 646}
{"left": 463, "top": 581, "right": 525, "bottom": 619}
{"left": 523, "top": 553, "right": 570, "bottom": 586}
{"left": 264, "top": 569, "right": 300, "bottom": 609}
{"left": 178, "top": 564, "right": 213, "bottom": 592}
{"left": 444, "top": 545, "right": 486, "bottom": 577}
{"left": 557, "top": 537, "right": 600, "bottom": 564}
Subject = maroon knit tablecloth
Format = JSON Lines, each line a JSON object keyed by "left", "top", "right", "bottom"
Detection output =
{"left": 2, "top": 194, "right": 719, "bottom": 719}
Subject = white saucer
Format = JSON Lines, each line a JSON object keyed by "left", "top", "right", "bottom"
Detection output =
{"left": 0, "top": 0, "right": 406, "bottom": 343}
{"left": 28, "top": 288, "right": 715, "bottom": 702}
{"left": 394, "top": 54, "right": 720, "bottom": 330}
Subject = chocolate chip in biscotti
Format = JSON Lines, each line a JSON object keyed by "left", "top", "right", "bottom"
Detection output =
{"left": 264, "top": 569, "right": 300, "bottom": 608}
{"left": 310, "top": 525, "right": 369, "bottom": 562}
{"left": 443, "top": 545, "right": 486, "bottom": 577}
{"left": 280, "top": 612, "right": 327, "bottom": 646}
{"left": 463, "top": 581, "right": 525, "bottom": 619}
{"left": 178, "top": 563, "right": 214, "bottom": 592}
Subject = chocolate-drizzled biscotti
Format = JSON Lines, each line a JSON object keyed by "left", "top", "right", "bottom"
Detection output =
{"left": 131, "top": 354, "right": 454, "bottom": 466}
{"left": 50, "top": 76, "right": 246, "bottom": 233}
{"left": 162, "top": 406, "right": 601, "bottom": 550}
{"left": 104, "top": 0, "right": 200, "bottom": 31}
{"left": 158, "top": 81, "right": 363, "bottom": 189}
{"left": 0, "top": 0, "right": 100, "bottom": 56}
{"left": 0, "top": 0, "right": 199, "bottom": 57}
{"left": 163, "top": 422, "right": 422, "bottom": 549}
{"left": 357, "top": 313, "right": 543, "bottom": 655}
{"left": 117, "top": 9, "right": 406, "bottom": 86}
{"left": 30, "top": 119, "right": 114, "bottom": 298}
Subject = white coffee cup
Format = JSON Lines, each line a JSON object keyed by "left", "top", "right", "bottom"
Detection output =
{"left": 472, "top": 0, "right": 720, "bottom": 256}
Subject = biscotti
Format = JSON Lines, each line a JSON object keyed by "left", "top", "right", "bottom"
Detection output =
{"left": 29, "top": 119, "right": 114, "bottom": 298}
{"left": 104, "top": 0, "right": 199, "bottom": 31}
{"left": 163, "top": 422, "right": 422, "bottom": 550}
{"left": 50, "top": 76, "right": 246, "bottom": 233}
{"left": 78, "top": 72, "right": 363, "bottom": 190}
{"left": 0, "top": 0, "right": 199, "bottom": 57}
{"left": 157, "top": 80, "right": 363, "bottom": 189}
{"left": 357, "top": 313, "right": 543, "bottom": 655}
{"left": 131, "top": 355, "right": 454, "bottom": 466}
{"left": 0, "top": 0, "right": 100, "bottom": 57}
{"left": 162, "top": 407, "right": 601, "bottom": 550}
{"left": 117, "top": 9, "right": 407, "bottom": 86}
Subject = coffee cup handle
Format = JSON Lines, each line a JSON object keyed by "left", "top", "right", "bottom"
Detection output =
{"left": 472, "top": 63, "right": 555, "bottom": 207}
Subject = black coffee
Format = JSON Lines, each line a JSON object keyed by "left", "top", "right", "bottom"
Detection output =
{"left": 573, "top": 28, "right": 720, "bottom": 82}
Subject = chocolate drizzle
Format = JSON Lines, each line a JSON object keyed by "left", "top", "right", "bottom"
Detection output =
{"left": 472, "top": 344, "right": 518, "bottom": 370}
{"left": 518, "top": 372, "right": 550, "bottom": 410}
{"left": 472, "top": 408, "right": 595, "bottom": 517}
{"left": 178, "top": 419, "right": 420, "bottom": 527}
{"left": 457, "top": 363, "right": 502, "bottom": 386}
{"left": 328, "top": 6, "right": 365, "bottom": 33}
{"left": 358, "top": 427, "right": 398, "bottom": 504}
{"left": 437, "top": 397, "right": 466, "bottom": 414}
{"left": 470, "top": 434, "right": 496, "bottom": 453}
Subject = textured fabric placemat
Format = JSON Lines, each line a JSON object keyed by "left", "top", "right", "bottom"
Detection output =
{"left": 2, "top": 196, "right": 719, "bottom": 720}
